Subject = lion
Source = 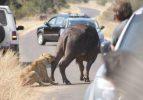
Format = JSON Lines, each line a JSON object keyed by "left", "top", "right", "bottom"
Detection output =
{"left": 20, "top": 53, "right": 57, "bottom": 86}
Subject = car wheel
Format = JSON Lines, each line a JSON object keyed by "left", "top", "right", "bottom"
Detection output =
{"left": 0, "top": 23, "right": 5, "bottom": 43}
{"left": 37, "top": 33, "right": 46, "bottom": 45}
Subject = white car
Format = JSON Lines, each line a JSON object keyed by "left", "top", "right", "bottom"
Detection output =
{"left": 85, "top": 7, "right": 143, "bottom": 100}
{"left": 0, "top": 6, "right": 24, "bottom": 51}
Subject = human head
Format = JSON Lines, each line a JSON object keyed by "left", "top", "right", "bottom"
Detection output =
{"left": 113, "top": 0, "right": 133, "bottom": 22}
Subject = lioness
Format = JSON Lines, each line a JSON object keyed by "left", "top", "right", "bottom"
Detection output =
{"left": 20, "top": 53, "right": 57, "bottom": 86}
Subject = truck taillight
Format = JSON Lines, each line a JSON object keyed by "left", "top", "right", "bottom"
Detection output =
{"left": 12, "top": 31, "right": 17, "bottom": 40}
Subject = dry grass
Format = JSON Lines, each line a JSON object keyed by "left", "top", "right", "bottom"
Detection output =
{"left": 0, "top": 50, "right": 36, "bottom": 100}
{"left": 59, "top": 1, "right": 104, "bottom": 13}
{"left": 59, "top": 3, "right": 80, "bottom": 13}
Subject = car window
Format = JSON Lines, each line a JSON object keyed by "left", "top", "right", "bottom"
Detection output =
{"left": 68, "top": 20, "right": 95, "bottom": 28}
{"left": 48, "top": 17, "right": 56, "bottom": 26}
{"left": 55, "top": 17, "right": 65, "bottom": 27}
{"left": 119, "top": 14, "right": 143, "bottom": 59}
{"left": 0, "top": 10, "right": 7, "bottom": 26}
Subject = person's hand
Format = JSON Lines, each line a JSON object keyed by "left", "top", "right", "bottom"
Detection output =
{"left": 111, "top": 45, "right": 115, "bottom": 51}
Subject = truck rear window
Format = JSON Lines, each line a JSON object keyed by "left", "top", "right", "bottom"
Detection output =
{"left": 0, "top": 10, "right": 7, "bottom": 26}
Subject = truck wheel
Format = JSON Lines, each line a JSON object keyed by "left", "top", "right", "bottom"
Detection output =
{"left": 37, "top": 33, "right": 46, "bottom": 45}
{"left": 0, "top": 24, "right": 5, "bottom": 43}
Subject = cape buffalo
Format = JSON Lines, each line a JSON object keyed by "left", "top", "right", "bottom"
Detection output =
{"left": 51, "top": 24, "right": 100, "bottom": 84}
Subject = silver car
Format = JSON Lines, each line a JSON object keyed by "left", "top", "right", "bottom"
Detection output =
{"left": 85, "top": 7, "right": 143, "bottom": 100}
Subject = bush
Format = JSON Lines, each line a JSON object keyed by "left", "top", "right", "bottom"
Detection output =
{"left": 0, "top": 50, "right": 35, "bottom": 100}
{"left": 9, "top": 0, "right": 68, "bottom": 19}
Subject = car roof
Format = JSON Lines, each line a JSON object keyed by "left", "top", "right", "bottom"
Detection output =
{"left": 0, "top": 6, "right": 12, "bottom": 14}
{"left": 67, "top": 18, "right": 94, "bottom": 22}
{"left": 57, "top": 13, "right": 90, "bottom": 18}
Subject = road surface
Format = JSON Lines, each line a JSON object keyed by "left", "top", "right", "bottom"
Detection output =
{"left": 19, "top": 7, "right": 102, "bottom": 100}
{"left": 79, "top": 7, "right": 100, "bottom": 17}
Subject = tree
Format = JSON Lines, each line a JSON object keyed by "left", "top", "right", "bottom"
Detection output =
{"left": 0, "top": 0, "right": 22, "bottom": 8}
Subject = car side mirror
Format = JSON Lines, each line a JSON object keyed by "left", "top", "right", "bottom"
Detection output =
{"left": 100, "top": 26, "right": 105, "bottom": 30}
{"left": 100, "top": 40, "right": 111, "bottom": 54}
{"left": 17, "top": 25, "right": 24, "bottom": 30}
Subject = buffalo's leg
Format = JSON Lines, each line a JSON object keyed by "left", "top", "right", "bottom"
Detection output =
{"left": 51, "top": 61, "right": 58, "bottom": 81}
{"left": 85, "top": 60, "right": 94, "bottom": 82}
{"left": 58, "top": 55, "right": 74, "bottom": 85}
{"left": 76, "top": 59, "right": 85, "bottom": 81}
{"left": 51, "top": 45, "right": 64, "bottom": 81}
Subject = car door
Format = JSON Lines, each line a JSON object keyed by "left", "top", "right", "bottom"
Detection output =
{"left": 55, "top": 16, "right": 66, "bottom": 36}
{"left": 44, "top": 17, "right": 57, "bottom": 34}
{"left": 43, "top": 17, "right": 59, "bottom": 42}
{"left": 45, "top": 16, "right": 66, "bottom": 42}
{"left": 45, "top": 16, "right": 65, "bottom": 34}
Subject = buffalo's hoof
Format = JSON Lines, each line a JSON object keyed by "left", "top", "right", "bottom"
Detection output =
{"left": 80, "top": 76, "right": 85, "bottom": 81}
{"left": 50, "top": 76, "right": 55, "bottom": 82}
{"left": 84, "top": 78, "right": 90, "bottom": 82}
{"left": 52, "top": 82, "right": 58, "bottom": 85}
{"left": 63, "top": 80, "right": 71, "bottom": 85}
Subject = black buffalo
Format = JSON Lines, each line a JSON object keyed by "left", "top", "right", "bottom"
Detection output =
{"left": 51, "top": 24, "right": 100, "bottom": 84}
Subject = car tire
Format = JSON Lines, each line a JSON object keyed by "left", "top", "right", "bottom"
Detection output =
{"left": 37, "top": 33, "right": 46, "bottom": 45}
{"left": 0, "top": 23, "right": 5, "bottom": 43}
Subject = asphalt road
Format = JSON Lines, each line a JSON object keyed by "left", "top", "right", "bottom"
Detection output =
{"left": 19, "top": 7, "right": 102, "bottom": 100}
{"left": 19, "top": 30, "right": 57, "bottom": 62}
{"left": 79, "top": 7, "right": 100, "bottom": 17}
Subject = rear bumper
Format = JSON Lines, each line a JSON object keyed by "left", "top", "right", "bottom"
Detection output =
{"left": 0, "top": 44, "right": 19, "bottom": 52}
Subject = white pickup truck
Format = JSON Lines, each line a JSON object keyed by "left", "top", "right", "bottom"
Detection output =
{"left": 0, "top": 6, "right": 24, "bottom": 52}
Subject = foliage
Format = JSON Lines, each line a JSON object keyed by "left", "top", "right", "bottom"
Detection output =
{"left": 96, "top": 0, "right": 143, "bottom": 10}
{"left": 96, "top": 0, "right": 108, "bottom": 5}
{"left": 6, "top": 0, "right": 67, "bottom": 19}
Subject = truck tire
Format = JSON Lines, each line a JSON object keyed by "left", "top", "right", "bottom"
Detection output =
{"left": 0, "top": 24, "right": 5, "bottom": 43}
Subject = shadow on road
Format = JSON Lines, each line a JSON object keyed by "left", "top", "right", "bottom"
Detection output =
{"left": 32, "top": 82, "right": 92, "bottom": 88}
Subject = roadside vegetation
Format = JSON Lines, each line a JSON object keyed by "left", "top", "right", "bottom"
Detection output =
{"left": 96, "top": 0, "right": 143, "bottom": 11}
{"left": 0, "top": 50, "right": 36, "bottom": 100}
{"left": 0, "top": 0, "right": 68, "bottom": 19}
{"left": 0, "top": 0, "right": 90, "bottom": 19}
